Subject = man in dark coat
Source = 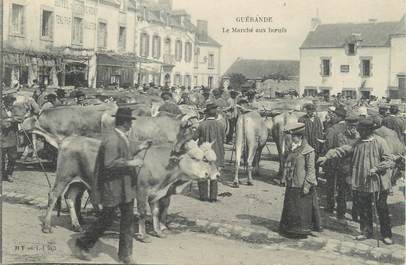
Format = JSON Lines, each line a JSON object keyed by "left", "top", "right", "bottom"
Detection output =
{"left": 158, "top": 91, "right": 182, "bottom": 115}
{"left": 196, "top": 103, "right": 225, "bottom": 202}
{"left": 298, "top": 103, "right": 324, "bottom": 156}
{"left": 1, "top": 95, "right": 18, "bottom": 182}
{"left": 382, "top": 105, "right": 406, "bottom": 145}
{"left": 323, "top": 106, "right": 347, "bottom": 213}
{"left": 75, "top": 108, "right": 148, "bottom": 264}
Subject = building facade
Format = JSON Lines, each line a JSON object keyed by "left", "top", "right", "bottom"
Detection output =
{"left": 299, "top": 16, "right": 406, "bottom": 99}
{"left": 2, "top": 0, "right": 222, "bottom": 90}
{"left": 3, "top": 0, "right": 141, "bottom": 88}
{"left": 134, "top": 0, "right": 221, "bottom": 89}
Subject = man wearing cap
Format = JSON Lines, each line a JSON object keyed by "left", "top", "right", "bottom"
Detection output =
{"left": 76, "top": 107, "right": 150, "bottom": 263}
{"left": 323, "top": 106, "right": 347, "bottom": 213}
{"left": 298, "top": 103, "right": 324, "bottom": 155}
{"left": 195, "top": 103, "right": 225, "bottom": 202}
{"left": 280, "top": 122, "right": 320, "bottom": 238}
{"left": 73, "top": 91, "right": 87, "bottom": 106}
{"left": 334, "top": 113, "right": 360, "bottom": 222}
{"left": 1, "top": 95, "right": 18, "bottom": 182}
{"left": 318, "top": 118, "right": 396, "bottom": 244}
{"left": 382, "top": 105, "right": 406, "bottom": 145}
{"left": 158, "top": 91, "right": 182, "bottom": 115}
{"left": 374, "top": 105, "right": 389, "bottom": 127}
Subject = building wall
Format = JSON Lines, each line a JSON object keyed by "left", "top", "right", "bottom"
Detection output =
{"left": 299, "top": 47, "right": 391, "bottom": 98}
{"left": 389, "top": 36, "right": 406, "bottom": 86}
{"left": 135, "top": 18, "right": 196, "bottom": 86}
{"left": 3, "top": 0, "right": 137, "bottom": 88}
{"left": 193, "top": 44, "right": 221, "bottom": 88}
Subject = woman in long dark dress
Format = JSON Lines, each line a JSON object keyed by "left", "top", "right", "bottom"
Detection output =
{"left": 279, "top": 122, "right": 318, "bottom": 238}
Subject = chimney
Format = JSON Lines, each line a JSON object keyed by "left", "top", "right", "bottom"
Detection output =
{"left": 368, "top": 18, "right": 378, "bottom": 23}
{"left": 311, "top": 17, "right": 321, "bottom": 31}
{"left": 197, "top": 20, "right": 208, "bottom": 42}
{"left": 158, "top": 0, "right": 172, "bottom": 10}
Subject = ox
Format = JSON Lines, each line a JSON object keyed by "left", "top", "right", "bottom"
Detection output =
{"left": 232, "top": 108, "right": 327, "bottom": 187}
{"left": 41, "top": 136, "right": 219, "bottom": 238}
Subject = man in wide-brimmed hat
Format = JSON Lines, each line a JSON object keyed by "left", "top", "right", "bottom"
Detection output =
{"left": 158, "top": 91, "right": 182, "bottom": 115}
{"left": 76, "top": 107, "right": 151, "bottom": 263}
{"left": 195, "top": 103, "right": 225, "bottom": 202}
{"left": 318, "top": 117, "right": 397, "bottom": 245}
{"left": 382, "top": 104, "right": 406, "bottom": 145}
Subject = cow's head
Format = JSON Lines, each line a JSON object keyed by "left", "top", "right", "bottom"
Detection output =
{"left": 172, "top": 115, "right": 199, "bottom": 153}
{"left": 170, "top": 139, "right": 220, "bottom": 181}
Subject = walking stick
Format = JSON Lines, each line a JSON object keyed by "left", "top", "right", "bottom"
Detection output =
{"left": 371, "top": 173, "right": 381, "bottom": 247}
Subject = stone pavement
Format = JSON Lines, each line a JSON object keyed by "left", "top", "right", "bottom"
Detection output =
{"left": 2, "top": 190, "right": 404, "bottom": 265}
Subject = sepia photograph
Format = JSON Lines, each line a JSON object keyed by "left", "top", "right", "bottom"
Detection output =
{"left": 0, "top": 0, "right": 405, "bottom": 264}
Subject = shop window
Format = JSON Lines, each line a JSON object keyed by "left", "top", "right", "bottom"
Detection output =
{"left": 39, "top": 66, "right": 52, "bottom": 85}
{"left": 184, "top": 75, "right": 191, "bottom": 88}
{"left": 342, "top": 90, "right": 357, "bottom": 99}
{"left": 72, "top": 17, "right": 84, "bottom": 45}
{"left": 208, "top": 76, "right": 213, "bottom": 89}
{"left": 41, "top": 9, "right": 53, "bottom": 40}
{"left": 304, "top": 87, "right": 317, "bottom": 97}
{"left": 98, "top": 22, "right": 107, "bottom": 49}
{"left": 11, "top": 4, "right": 24, "bottom": 36}
{"left": 118, "top": 26, "right": 126, "bottom": 50}
{"left": 175, "top": 74, "right": 181, "bottom": 86}
{"left": 175, "top": 40, "right": 182, "bottom": 62}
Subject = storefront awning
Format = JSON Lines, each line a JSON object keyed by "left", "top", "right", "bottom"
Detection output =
{"left": 96, "top": 53, "right": 165, "bottom": 68}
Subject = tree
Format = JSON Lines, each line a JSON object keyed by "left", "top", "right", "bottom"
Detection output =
{"left": 229, "top": 73, "right": 246, "bottom": 91}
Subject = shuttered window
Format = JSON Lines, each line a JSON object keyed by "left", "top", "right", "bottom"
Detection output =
{"left": 185, "top": 42, "right": 192, "bottom": 62}
{"left": 118, "top": 26, "right": 126, "bottom": 50}
{"left": 208, "top": 54, "right": 215, "bottom": 69}
{"left": 321, "top": 59, "right": 331, "bottom": 76}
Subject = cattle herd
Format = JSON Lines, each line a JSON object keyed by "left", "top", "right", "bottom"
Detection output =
{"left": 3, "top": 87, "right": 406, "bottom": 244}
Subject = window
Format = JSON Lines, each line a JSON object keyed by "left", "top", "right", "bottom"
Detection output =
{"left": 97, "top": 22, "right": 107, "bottom": 48}
{"left": 303, "top": 87, "right": 317, "bottom": 97}
{"left": 184, "top": 75, "right": 191, "bottom": 88}
{"left": 208, "top": 76, "right": 213, "bottom": 89}
{"left": 72, "top": 17, "right": 84, "bottom": 45}
{"left": 175, "top": 74, "right": 181, "bottom": 86}
{"left": 208, "top": 54, "right": 215, "bottom": 69}
{"left": 185, "top": 42, "right": 192, "bottom": 62}
{"left": 118, "top": 26, "right": 126, "bottom": 50}
{"left": 347, "top": 43, "right": 355, "bottom": 55}
{"left": 41, "top": 9, "right": 53, "bottom": 40}
{"left": 361, "top": 59, "right": 371, "bottom": 77}
{"left": 194, "top": 54, "right": 199, "bottom": 69}
{"left": 194, "top": 76, "right": 198, "bottom": 86}
{"left": 11, "top": 4, "right": 24, "bottom": 36}
{"left": 119, "top": 0, "right": 126, "bottom": 12}
{"left": 321, "top": 58, "right": 331, "bottom": 76}
{"left": 152, "top": 35, "right": 161, "bottom": 59}
{"left": 175, "top": 40, "right": 182, "bottom": 61}
{"left": 342, "top": 90, "right": 357, "bottom": 99}
{"left": 140, "top": 33, "right": 149, "bottom": 57}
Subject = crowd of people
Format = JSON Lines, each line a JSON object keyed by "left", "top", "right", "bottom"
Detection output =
{"left": 1, "top": 82, "right": 405, "bottom": 262}
{"left": 281, "top": 102, "right": 405, "bottom": 245}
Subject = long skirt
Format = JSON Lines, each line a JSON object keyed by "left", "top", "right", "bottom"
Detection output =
{"left": 279, "top": 186, "right": 313, "bottom": 237}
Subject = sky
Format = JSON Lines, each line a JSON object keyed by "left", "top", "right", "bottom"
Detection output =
{"left": 171, "top": 0, "right": 406, "bottom": 74}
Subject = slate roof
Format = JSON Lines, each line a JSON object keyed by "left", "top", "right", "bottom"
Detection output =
{"left": 301, "top": 16, "right": 405, "bottom": 49}
{"left": 225, "top": 59, "right": 299, "bottom": 80}
{"left": 196, "top": 35, "right": 222, "bottom": 47}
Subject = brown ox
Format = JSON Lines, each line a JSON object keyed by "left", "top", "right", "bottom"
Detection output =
{"left": 41, "top": 136, "right": 219, "bottom": 238}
